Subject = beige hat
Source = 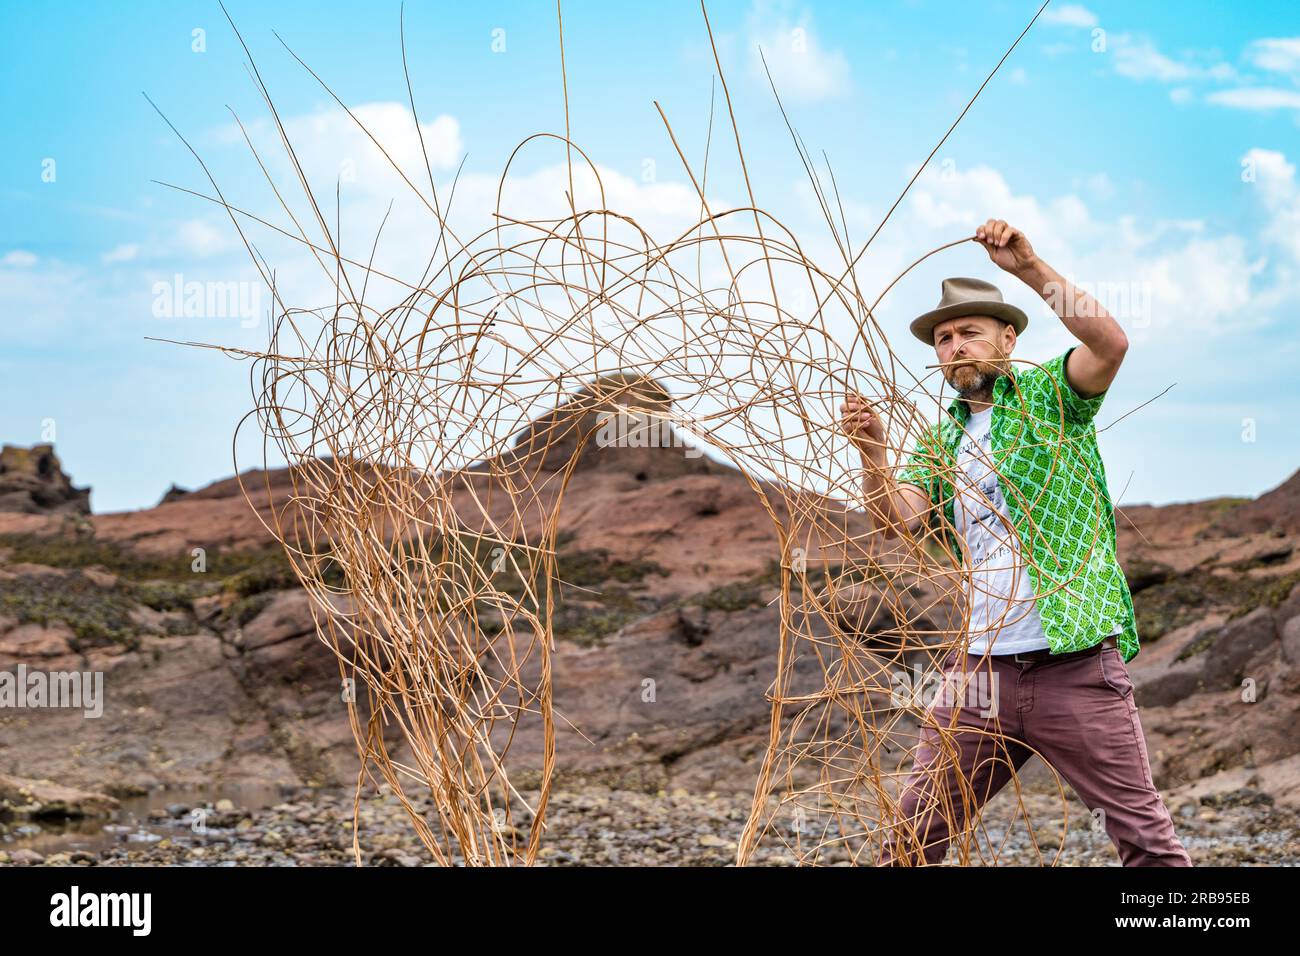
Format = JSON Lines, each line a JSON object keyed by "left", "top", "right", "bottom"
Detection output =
{"left": 909, "top": 277, "right": 1028, "bottom": 346}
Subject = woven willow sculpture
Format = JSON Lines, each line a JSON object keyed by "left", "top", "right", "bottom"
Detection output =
{"left": 156, "top": 2, "right": 1105, "bottom": 865}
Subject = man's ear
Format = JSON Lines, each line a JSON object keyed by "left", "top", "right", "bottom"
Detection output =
{"left": 1002, "top": 321, "right": 1017, "bottom": 354}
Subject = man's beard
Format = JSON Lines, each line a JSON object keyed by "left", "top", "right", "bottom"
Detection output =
{"left": 946, "top": 360, "right": 1005, "bottom": 398}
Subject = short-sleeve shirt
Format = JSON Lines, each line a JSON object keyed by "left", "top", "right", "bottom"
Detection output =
{"left": 894, "top": 346, "right": 1140, "bottom": 663}
{"left": 952, "top": 405, "right": 1051, "bottom": 655}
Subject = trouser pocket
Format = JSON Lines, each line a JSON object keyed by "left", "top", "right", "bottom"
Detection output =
{"left": 1098, "top": 646, "right": 1134, "bottom": 698}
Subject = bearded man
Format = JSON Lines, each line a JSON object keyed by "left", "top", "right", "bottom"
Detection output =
{"left": 840, "top": 219, "right": 1191, "bottom": 867}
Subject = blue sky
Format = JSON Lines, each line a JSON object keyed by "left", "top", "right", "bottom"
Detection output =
{"left": 2, "top": 0, "right": 1299, "bottom": 512}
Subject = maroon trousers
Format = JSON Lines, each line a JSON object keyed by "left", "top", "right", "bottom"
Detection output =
{"left": 880, "top": 638, "right": 1192, "bottom": 866}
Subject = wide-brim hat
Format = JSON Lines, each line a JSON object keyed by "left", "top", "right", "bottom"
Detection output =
{"left": 910, "top": 276, "right": 1028, "bottom": 346}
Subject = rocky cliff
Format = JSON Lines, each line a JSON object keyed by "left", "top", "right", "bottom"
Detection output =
{"left": 1, "top": 395, "right": 1298, "bottom": 830}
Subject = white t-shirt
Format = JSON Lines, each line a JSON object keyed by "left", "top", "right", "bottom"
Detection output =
{"left": 953, "top": 406, "right": 1051, "bottom": 655}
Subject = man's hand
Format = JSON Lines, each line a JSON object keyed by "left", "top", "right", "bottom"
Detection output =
{"left": 840, "top": 393, "right": 888, "bottom": 463}
{"left": 975, "top": 218, "right": 1038, "bottom": 277}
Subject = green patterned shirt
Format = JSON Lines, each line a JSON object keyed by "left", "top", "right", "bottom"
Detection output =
{"left": 895, "top": 346, "right": 1140, "bottom": 662}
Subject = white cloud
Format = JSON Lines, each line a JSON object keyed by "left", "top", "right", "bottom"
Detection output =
{"left": 0, "top": 255, "right": 100, "bottom": 346}
{"left": 193, "top": 99, "right": 735, "bottom": 316}
{"left": 286, "top": 102, "right": 462, "bottom": 183}
{"left": 745, "top": 1, "right": 851, "bottom": 102}
{"left": 1071, "top": 172, "right": 1116, "bottom": 201}
{"left": 217, "top": 101, "right": 463, "bottom": 201}
{"left": 1112, "top": 36, "right": 1194, "bottom": 82}
{"left": 1247, "top": 37, "right": 1300, "bottom": 75}
{"left": 883, "top": 159, "right": 1284, "bottom": 341}
{"left": 1246, "top": 148, "right": 1300, "bottom": 262}
{"left": 2, "top": 250, "right": 38, "bottom": 267}
{"left": 1207, "top": 87, "right": 1300, "bottom": 112}
{"left": 102, "top": 243, "right": 139, "bottom": 264}
{"left": 1103, "top": 33, "right": 1236, "bottom": 86}
{"left": 175, "top": 219, "right": 230, "bottom": 258}
{"left": 1043, "top": 4, "right": 1098, "bottom": 29}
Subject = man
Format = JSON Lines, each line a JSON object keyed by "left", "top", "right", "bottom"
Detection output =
{"left": 841, "top": 219, "right": 1191, "bottom": 866}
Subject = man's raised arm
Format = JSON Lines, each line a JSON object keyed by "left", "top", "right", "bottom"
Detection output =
{"left": 840, "top": 394, "right": 931, "bottom": 540}
{"left": 975, "top": 218, "right": 1129, "bottom": 399}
